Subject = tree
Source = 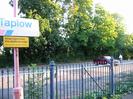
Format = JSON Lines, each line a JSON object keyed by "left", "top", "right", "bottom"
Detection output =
{"left": 123, "top": 34, "right": 133, "bottom": 59}
{"left": 88, "top": 4, "right": 118, "bottom": 57}
{"left": 4, "top": 0, "right": 129, "bottom": 65}
{"left": 65, "top": 0, "right": 93, "bottom": 59}
{"left": 112, "top": 13, "right": 126, "bottom": 57}
{"left": 18, "top": 0, "right": 65, "bottom": 63}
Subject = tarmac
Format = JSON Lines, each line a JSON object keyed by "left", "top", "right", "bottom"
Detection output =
{"left": 122, "top": 94, "right": 133, "bottom": 99}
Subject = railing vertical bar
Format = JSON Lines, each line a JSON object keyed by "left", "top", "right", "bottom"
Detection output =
{"left": 97, "top": 67, "right": 100, "bottom": 96}
{"left": 105, "top": 65, "right": 107, "bottom": 93}
{"left": 81, "top": 64, "right": 84, "bottom": 99}
{"left": 56, "top": 64, "right": 58, "bottom": 99}
{"left": 59, "top": 66, "right": 61, "bottom": 99}
{"left": 75, "top": 64, "right": 78, "bottom": 96}
{"left": 63, "top": 65, "right": 65, "bottom": 99}
{"left": 98, "top": 66, "right": 100, "bottom": 95}
{"left": 28, "top": 67, "right": 30, "bottom": 99}
{"left": 119, "top": 63, "right": 121, "bottom": 92}
{"left": 103, "top": 66, "right": 105, "bottom": 93}
{"left": 37, "top": 67, "right": 40, "bottom": 99}
{"left": 1, "top": 70, "right": 4, "bottom": 99}
{"left": 96, "top": 66, "right": 98, "bottom": 96}
{"left": 46, "top": 65, "right": 48, "bottom": 99}
{"left": 107, "top": 65, "right": 108, "bottom": 93}
{"left": 116, "top": 65, "right": 120, "bottom": 94}
{"left": 36, "top": 67, "right": 38, "bottom": 99}
{"left": 66, "top": 64, "right": 68, "bottom": 99}
{"left": 78, "top": 64, "right": 80, "bottom": 98}
{"left": 89, "top": 65, "right": 91, "bottom": 95}
{"left": 7, "top": 68, "right": 9, "bottom": 99}
{"left": 109, "top": 58, "right": 114, "bottom": 95}
{"left": 73, "top": 64, "right": 75, "bottom": 98}
{"left": 105, "top": 66, "right": 108, "bottom": 92}
{"left": 70, "top": 64, "right": 72, "bottom": 99}
{"left": 32, "top": 67, "right": 35, "bottom": 99}
{"left": 106, "top": 65, "right": 108, "bottom": 92}
{"left": 96, "top": 66, "right": 98, "bottom": 95}
{"left": 104, "top": 66, "right": 106, "bottom": 92}
{"left": 50, "top": 61, "right": 55, "bottom": 99}
{"left": 120, "top": 63, "right": 122, "bottom": 92}
{"left": 90, "top": 63, "right": 94, "bottom": 92}
{"left": 84, "top": 63, "right": 86, "bottom": 96}
{"left": 106, "top": 67, "right": 110, "bottom": 94}
{"left": 41, "top": 67, "right": 44, "bottom": 99}
{"left": 23, "top": 67, "right": 25, "bottom": 99}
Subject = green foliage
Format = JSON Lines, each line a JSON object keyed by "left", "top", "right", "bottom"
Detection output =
{"left": 115, "top": 73, "right": 133, "bottom": 94}
{"left": 25, "top": 65, "right": 43, "bottom": 99}
{"left": 0, "top": 48, "right": 13, "bottom": 68}
{"left": 4, "top": 0, "right": 132, "bottom": 65}
{"left": 18, "top": 0, "right": 65, "bottom": 63}
{"left": 89, "top": 4, "right": 118, "bottom": 56}
{"left": 123, "top": 35, "right": 133, "bottom": 59}
{"left": 28, "top": 63, "right": 37, "bottom": 68}
{"left": 110, "top": 95, "right": 121, "bottom": 99}
{"left": 83, "top": 91, "right": 122, "bottom": 99}
{"left": 0, "top": 54, "right": 13, "bottom": 68}
{"left": 25, "top": 76, "right": 43, "bottom": 99}
{"left": 84, "top": 92, "right": 105, "bottom": 99}
{"left": 81, "top": 72, "right": 133, "bottom": 99}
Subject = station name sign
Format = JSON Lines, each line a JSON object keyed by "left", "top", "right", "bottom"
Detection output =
{"left": 0, "top": 17, "right": 40, "bottom": 37}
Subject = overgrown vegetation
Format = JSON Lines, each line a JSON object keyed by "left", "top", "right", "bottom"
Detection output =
{"left": 84, "top": 92, "right": 121, "bottom": 99}
{"left": 25, "top": 64, "right": 44, "bottom": 99}
{"left": 84, "top": 72, "right": 133, "bottom": 99}
{"left": 24, "top": 64, "right": 55, "bottom": 99}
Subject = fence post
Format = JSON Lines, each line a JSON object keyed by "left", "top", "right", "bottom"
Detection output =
{"left": 109, "top": 57, "right": 115, "bottom": 95}
{"left": 50, "top": 61, "right": 55, "bottom": 99}
{"left": 81, "top": 64, "right": 84, "bottom": 99}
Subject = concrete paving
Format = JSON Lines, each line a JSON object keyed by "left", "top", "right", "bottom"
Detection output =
{"left": 122, "top": 94, "right": 133, "bottom": 99}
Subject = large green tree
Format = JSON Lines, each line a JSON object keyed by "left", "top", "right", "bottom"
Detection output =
{"left": 87, "top": 4, "right": 118, "bottom": 57}
{"left": 2, "top": 0, "right": 129, "bottom": 66}
{"left": 65, "top": 0, "right": 93, "bottom": 59}
{"left": 18, "top": 0, "right": 66, "bottom": 63}
{"left": 123, "top": 34, "right": 133, "bottom": 59}
{"left": 112, "top": 13, "right": 126, "bottom": 57}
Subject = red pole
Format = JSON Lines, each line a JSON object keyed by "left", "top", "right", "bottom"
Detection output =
{"left": 13, "top": 0, "right": 23, "bottom": 99}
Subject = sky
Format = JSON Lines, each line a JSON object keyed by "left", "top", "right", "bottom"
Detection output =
{"left": 0, "top": 0, "right": 13, "bottom": 17}
{"left": 0, "top": 0, "right": 133, "bottom": 33}
{"left": 95, "top": 0, "right": 133, "bottom": 33}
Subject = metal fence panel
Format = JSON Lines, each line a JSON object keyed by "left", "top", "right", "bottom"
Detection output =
{"left": 0, "top": 62, "right": 133, "bottom": 99}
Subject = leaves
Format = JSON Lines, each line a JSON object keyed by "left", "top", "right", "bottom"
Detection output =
{"left": 3, "top": 0, "right": 131, "bottom": 65}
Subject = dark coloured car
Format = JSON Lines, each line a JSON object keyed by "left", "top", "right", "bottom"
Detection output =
{"left": 93, "top": 56, "right": 120, "bottom": 66}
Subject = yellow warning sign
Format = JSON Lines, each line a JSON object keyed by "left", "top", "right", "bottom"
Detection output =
{"left": 3, "top": 37, "right": 29, "bottom": 48}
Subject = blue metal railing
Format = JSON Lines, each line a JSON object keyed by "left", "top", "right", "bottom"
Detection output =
{"left": 0, "top": 62, "right": 133, "bottom": 99}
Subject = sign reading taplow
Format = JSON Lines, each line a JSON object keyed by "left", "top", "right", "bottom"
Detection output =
{"left": 0, "top": 17, "right": 40, "bottom": 37}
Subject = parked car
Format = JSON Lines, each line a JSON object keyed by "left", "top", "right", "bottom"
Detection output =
{"left": 93, "top": 56, "right": 120, "bottom": 66}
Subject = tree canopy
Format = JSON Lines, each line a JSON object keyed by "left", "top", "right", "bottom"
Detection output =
{"left": 1, "top": 0, "right": 132, "bottom": 66}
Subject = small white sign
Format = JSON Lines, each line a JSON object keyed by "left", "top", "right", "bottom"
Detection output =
{"left": 0, "top": 17, "right": 40, "bottom": 37}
